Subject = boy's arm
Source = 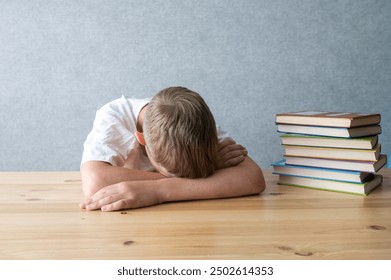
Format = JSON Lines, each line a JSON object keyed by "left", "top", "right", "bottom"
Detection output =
{"left": 80, "top": 156, "right": 265, "bottom": 211}
{"left": 162, "top": 156, "right": 264, "bottom": 202}
{"left": 81, "top": 138, "right": 247, "bottom": 197}
{"left": 81, "top": 161, "right": 165, "bottom": 197}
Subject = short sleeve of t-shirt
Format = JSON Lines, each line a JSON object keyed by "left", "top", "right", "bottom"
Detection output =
{"left": 81, "top": 96, "right": 151, "bottom": 167}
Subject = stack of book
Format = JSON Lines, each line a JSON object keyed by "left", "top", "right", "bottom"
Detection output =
{"left": 273, "top": 111, "right": 387, "bottom": 195}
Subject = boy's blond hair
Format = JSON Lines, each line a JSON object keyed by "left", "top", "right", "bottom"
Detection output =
{"left": 143, "top": 87, "right": 218, "bottom": 178}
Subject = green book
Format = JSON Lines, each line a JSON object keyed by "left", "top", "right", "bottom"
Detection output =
{"left": 278, "top": 174, "right": 383, "bottom": 196}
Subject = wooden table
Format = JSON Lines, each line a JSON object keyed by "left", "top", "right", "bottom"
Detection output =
{"left": 0, "top": 169, "right": 390, "bottom": 260}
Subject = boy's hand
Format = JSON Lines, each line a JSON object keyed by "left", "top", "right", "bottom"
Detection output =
{"left": 79, "top": 181, "right": 162, "bottom": 211}
{"left": 215, "top": 138, "right": 248, "bottom": 170}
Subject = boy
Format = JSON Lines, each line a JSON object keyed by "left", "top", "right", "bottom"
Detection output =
{"left": 80, "top": 86, "right": 265, "bottom": 211}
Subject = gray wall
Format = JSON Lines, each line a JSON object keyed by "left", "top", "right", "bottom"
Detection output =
{"left": 1, "top": 0, "right": 390, "bottom": 171}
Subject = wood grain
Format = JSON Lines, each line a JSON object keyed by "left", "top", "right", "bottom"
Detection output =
{"left": 0, "top": 169, "right": 390, "bottom": 259}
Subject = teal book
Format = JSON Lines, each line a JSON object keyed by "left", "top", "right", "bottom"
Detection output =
{"left": 272, "top": 160, "right": 372, "bottom": 183}
{"left": 276, "top": 124, "right": 381, "bottom": 138}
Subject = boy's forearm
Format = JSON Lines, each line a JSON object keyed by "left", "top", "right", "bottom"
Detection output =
{"left": 80, "top": 156, "right": 265, "bottom": 211}
{"left": 157, "top": 156, "right": 265, "bottom": 203}
{"left": 81, "top": 161, "right": 165, "bottom": 197}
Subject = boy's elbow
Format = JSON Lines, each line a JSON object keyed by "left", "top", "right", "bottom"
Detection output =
{"left": 81, "top": 161, "right": 107, "bottom": 198}
{"left": 244, "top": 158, "right": 266, "bottom": 194}
{"left": 253, "top": 167, "right": 266, "bottom": 194}
{"left": 82, "top": 179, "right": 99, "bottom": 198}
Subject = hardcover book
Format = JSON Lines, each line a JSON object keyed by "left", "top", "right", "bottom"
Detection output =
{"left": 277, "top": 124, "right": 381, "bottom": 138}
{"left": 280, "top": 134, "right": 378, "bottom": 149}
{"left": 283, "top": 144, "right": 381, "bottom": 162}
{"left": 277, "top": 174, "right": 383, "bottom": 196}
{"left": 272, "top": 160, "right": 372, "bottom": 183}
{"left": 276, "top": 111, "right": 381, "bottom": 128}
{"left": 284, "top": 154, "right": 388, "bottom": 173}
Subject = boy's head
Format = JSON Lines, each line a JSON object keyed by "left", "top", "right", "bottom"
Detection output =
{"left": 143, "top": 86, "right": 218, "bottom": 178}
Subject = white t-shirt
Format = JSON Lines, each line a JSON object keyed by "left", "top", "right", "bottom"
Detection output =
{"left": 81, "top": 96, "right": 229, "bottom": 171}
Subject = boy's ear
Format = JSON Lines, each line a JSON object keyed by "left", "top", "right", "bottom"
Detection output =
{"left": 135, "top": 131, "right": 146, "bottom": 146}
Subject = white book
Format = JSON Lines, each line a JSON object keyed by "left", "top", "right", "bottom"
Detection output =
{"left": 280, "top": 134, "right": 378, "bottom": 149}
{"left": 283, "top": 144, "right": 380, "bottom": 162}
